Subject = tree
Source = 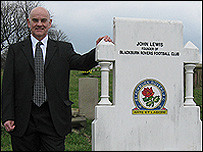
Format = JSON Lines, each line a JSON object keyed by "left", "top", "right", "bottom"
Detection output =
{"left": 48, "top": 29, "right": 69, "bottom": 42}
{"left": 1, "top": 1, "right": 69, "bottom": 68}
{"left": 1, "top": 1, "right": 39, "bottom": 51}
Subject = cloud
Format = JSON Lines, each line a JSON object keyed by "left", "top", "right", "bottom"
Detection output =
{"left": 43, "top": 1, "right": 202, "bottom": 59}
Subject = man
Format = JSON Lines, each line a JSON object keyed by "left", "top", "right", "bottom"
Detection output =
{"left": 2, "top": 7, "right": 112, "bottom": 151}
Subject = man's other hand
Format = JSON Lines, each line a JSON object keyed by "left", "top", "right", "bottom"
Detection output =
{"left": 4, "top": 120, "right": 15, "bottom": 132}
{"left": 96, "top": 35, "right": 113, "bottom": 45}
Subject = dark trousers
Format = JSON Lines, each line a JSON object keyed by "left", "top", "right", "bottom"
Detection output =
{"left": 11, "top": 102, "right": 65, "bottom": 151}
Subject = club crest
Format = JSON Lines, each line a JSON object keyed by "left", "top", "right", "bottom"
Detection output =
{"left": 132, "top": 79, "right": 167, "bottom": 114}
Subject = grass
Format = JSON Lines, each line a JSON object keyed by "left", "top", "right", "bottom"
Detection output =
{"left": 194, "top": 87, "right": 202, "bottom": 118}
{"left": 1, "top": 68, "right": 202, "bottom": 151}
{"left": 1, "top": 127, "right": 12, "bottom": 151}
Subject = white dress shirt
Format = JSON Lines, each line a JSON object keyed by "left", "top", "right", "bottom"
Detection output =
{"left": 31, "top": 34, "right": 48, "bottom": 63}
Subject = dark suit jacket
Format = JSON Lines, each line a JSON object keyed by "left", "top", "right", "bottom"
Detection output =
{"left": 2, "top": 36, "right": 98, "bottom": 137}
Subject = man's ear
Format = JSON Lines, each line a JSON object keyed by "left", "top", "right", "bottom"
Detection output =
{"left": 49, "top": 19, "right": 52, "bottom": 28}
{"left": 27, "top": 18, "right": 31, "bottom": 28}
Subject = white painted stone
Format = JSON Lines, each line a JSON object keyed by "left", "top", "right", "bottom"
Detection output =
{"left": 92, "top": 17, "right": 202, "bottom": 151}
{"left": 182, "top": 41, "right": 201, "bottom": 63}
{"left": 96, "top": 39, "right": 115, "bottom": 62}
{"left": 98, "top": 62, "right": 112, "bottom": 105}
{"left": 184, "top": 64, "right": 196, "bottom": 106}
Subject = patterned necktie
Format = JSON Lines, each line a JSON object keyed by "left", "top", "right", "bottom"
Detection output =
{"left": 33, "top": 41, "right": 46, "bottom": 107}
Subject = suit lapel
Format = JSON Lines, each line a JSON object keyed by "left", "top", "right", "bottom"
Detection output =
{"left": 21, "top": 37, "right": 57, "bottom": 71}
{"left": 22, "top": 37, "right": 35, "bottom": 71}
{"left": 45, "top": 39, "right": 57, "bottom": 70}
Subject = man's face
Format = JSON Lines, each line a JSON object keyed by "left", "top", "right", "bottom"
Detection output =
{"left": 27, "top": 8, "right": 52, "bottom": 41}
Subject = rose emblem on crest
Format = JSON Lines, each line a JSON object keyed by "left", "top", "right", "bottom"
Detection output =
{"left": 142, "top": 87, "right": 160, "bottom": 107}
{"left": 132, "top": 79, "right": 167, "bottom": 114}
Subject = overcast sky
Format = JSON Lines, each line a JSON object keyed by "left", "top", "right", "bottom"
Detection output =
{"left": 42, "top": 1, "right": 202, "bottom": 61}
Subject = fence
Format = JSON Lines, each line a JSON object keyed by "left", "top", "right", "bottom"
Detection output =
{"left": 194, "top": 63, "right": 202, "bottom": 88}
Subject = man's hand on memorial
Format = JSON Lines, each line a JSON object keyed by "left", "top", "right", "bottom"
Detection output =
{"left": 4, "top": 120, "right": 15, "bottom": 132}
{"left": 96, "top": 35, "right": 113, "bottom": 45}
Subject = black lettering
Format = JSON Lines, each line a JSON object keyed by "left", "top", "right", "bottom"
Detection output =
{"left": 120, "top": 50, "right": 124, "bottom": 54}
{"left": 171, "top": 52, "right": 179, "bottom": 56}
{"left": 120, "top": 50, "right": 140, "bottom": 55}
{"left": 137, "top": 42, "right": 148, "bottom": 46}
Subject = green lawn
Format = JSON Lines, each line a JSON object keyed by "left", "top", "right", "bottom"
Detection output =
{"left": 1, "top": 68, "right": 202, "bottom": 151}
{"left": 194, "top": 87, "right": 202, "bottom": 119}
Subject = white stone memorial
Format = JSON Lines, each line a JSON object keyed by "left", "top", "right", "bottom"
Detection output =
{"left": 92, "top": 17, "right": 202, "bottom": 151}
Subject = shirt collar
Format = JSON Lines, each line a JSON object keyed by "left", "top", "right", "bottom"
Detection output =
{"left": 31, "top": 34, "right": 48, "bottom": 47}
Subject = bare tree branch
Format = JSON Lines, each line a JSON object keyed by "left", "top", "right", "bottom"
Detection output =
{"left": 1, "top": 1, "right": 70, "bottom": 68}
